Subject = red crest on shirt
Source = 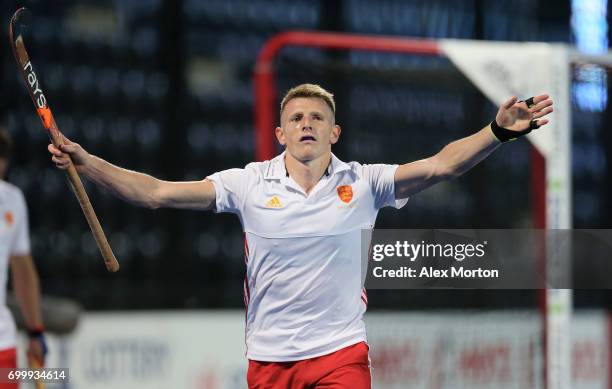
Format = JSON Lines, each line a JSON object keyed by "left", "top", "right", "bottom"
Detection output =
{"left": 337, "top": 185, "right": 353, "bottom": 203}
{"left": 4, "top": 212, "right": 14, "bottom": 226}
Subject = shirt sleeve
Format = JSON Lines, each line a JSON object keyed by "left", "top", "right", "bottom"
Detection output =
{"left": 206, "top": 168, "right": 249, "bottom": 214}
{"left": 10, "top": 190, "right": 31, "bottom": 256}
{"left": 362, "top": 164, "right": 409, "bottom": 210}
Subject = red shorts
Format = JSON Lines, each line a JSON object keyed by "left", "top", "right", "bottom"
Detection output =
{"left": 0, "top": 348, "right": 18, "bottom": 389}
{"left": 247, "top": 342, "right": 371, "bottom": 389}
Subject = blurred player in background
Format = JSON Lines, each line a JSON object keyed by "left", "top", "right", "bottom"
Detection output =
{"left": 49, "top": 84, "right": 553, "bottom": 388}
{"left": 0, "top": 128, "right": 46, "bottom": 387}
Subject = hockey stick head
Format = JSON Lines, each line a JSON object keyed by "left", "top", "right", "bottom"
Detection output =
{"left": 9, "top": 7, "right": 32, "bottom": 60}
{"left": 9, "top": 7, "right": 31, "bottom": 35}
{"left": 8, "top": 8, "right": 60, "bottom": 141}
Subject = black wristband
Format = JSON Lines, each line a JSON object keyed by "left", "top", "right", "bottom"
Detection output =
{"left": 28, "top": 328, "right": 44, "bottom": 338}
{"left": 490, "top": 120, "right": 538, "bottom": 143}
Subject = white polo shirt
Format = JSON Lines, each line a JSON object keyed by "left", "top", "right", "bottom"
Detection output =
{"left": 207, "top": 152, "right": 407, "bottom": 361}
{"left": 0, "top": 181, "right": 30, "bottom": 350}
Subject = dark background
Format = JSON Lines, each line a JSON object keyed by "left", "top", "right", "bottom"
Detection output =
{"left": 1, "top": 0, "right": 610, "bottom": 311}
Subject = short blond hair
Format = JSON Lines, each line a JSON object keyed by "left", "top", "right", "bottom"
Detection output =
{"left": 280, "top": 84, "right": 335, "bottom": 117}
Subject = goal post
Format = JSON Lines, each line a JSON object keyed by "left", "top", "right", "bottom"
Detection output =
{"left": 253, "top": 31, "right": 572, "bottom": 389}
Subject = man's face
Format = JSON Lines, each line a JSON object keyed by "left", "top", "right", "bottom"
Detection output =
{"left": 276, "top": 97, "right": 340, "bottom": 163}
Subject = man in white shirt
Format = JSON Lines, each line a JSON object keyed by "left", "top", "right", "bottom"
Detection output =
{"left": 0, "top": 128, "right": 46, "bottom": 389}
{"left": 48, "top": 84, "right": 552, "bottom": 388}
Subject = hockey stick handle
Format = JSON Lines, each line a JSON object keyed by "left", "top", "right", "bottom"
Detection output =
{"left": 28, "top": 355, "right": 45, "bottom": 389}
{"left": 49, "top": 119, "right": 120, "bottom": 273}
{"left": 9, "top": 11, "right": 119, "bottom": 272}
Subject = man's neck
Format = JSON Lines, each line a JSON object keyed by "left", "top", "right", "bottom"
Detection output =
{"left": 284, "top": 152, "right": 331, "bottom": 194}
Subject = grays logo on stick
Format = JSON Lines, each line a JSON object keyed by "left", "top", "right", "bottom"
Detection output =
{"left": 22, "top": 61, "right": 46, "bottom": 108}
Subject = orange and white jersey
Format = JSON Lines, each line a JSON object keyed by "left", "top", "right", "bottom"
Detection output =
{"left": 0, "top": 181, "right": 30, "bottom": 350}
{"left": 207, "top": 152, "right": 407, "bottom": 362}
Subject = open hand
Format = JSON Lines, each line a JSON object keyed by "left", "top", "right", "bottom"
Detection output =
{"left": 495, "top": 94, "right": 554, "bottom": 132}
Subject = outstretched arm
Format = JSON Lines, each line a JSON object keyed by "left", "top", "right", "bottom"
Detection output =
{"left": 48, "top": 138, "right": 216, "bottom": 210}
{"left": 394, "top": 94, "right": 554, "bottom": 199}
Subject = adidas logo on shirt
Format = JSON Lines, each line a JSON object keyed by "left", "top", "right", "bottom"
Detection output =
{"left": 265, "top": 196, "right": 283, "bottom": 208}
